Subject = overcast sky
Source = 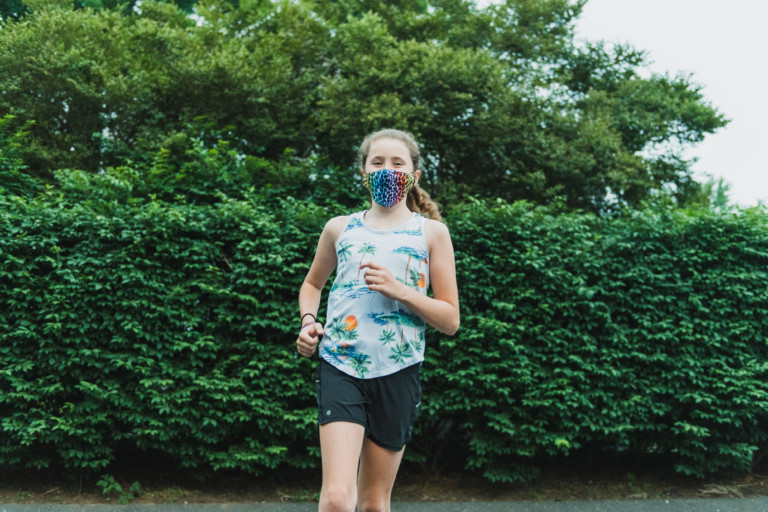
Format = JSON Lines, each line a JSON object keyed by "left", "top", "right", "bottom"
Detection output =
{"left": 574, "top": 0, "right": 768, "bottom": 207}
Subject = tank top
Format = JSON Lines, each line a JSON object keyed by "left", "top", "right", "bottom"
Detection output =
{"left": 319, "top": 211, "right": 430, "bottom": 379}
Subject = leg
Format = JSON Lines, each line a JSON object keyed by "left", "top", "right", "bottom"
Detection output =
{"left": 318, "top": 421, "right": 366, "bottom": 512}
{"left": 356, "top": 437, "right": 405, "bottom": 512}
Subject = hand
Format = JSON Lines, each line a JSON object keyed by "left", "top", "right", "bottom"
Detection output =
{"left": 360, "top": 261, "right": 408, "bottom": 301}
{"left": 296, "top": 322, "right": 323, "bottom": 358}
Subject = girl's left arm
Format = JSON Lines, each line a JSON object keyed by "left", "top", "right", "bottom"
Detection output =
{"left": 360, "top": 220, "right": 460, "bottom": 335}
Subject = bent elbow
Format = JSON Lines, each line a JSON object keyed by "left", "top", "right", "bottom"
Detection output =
{"left": 443, "top": 317, "right": 460, "bottom": 336}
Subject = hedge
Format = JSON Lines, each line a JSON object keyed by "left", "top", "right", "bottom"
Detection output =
{"left": 2, "top": 166, "right": 768, "bottom": 482}
{"left": 426, "top": 199, "right": 768, "bottom": 481}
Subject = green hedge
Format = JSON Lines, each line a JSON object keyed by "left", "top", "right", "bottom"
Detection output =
{"left": 427, "top": 199, "right": 768, "bottom": 481}
{"left": 2, "top": 166, "right": 768, "bottom": 482}
{"left": 0, "top": 180, "right": 318, "bottom": 475}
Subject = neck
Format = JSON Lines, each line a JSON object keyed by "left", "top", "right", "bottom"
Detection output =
{"left": 364, "top": 202, "right": 412, "bottom": 229}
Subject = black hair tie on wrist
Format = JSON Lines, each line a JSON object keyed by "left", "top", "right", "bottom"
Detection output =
{"left": 301, "top": 312, "right": 316, "bottom": 325}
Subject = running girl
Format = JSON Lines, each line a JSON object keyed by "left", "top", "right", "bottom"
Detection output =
{"left": 296, "top": 128, "right": 460, "bottom": 512}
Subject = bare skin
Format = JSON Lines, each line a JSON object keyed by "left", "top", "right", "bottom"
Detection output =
{"left": 317, "top": 422, "right": 405, "bottom": 512}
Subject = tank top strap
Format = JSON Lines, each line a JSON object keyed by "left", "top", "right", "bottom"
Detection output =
{"left": 405, "top": 212, "right": 427, "bottom": 236}
{"left": 340, "top": 211, "right": 365, "bottom": 236}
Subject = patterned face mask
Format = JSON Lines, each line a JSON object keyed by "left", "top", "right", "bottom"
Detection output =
{"left": 362, "top": 169, "right": 416, "bottom": 208}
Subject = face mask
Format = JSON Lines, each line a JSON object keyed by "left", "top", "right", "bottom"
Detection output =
{"left": 363, "top": 169, "right": 416, "bottom": 208}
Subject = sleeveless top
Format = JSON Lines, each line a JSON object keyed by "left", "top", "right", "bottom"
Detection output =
{"left": 319, "top": 211, "right": 430, "bottom": 379}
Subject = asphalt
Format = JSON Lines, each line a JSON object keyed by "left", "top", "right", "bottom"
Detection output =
{"left": 4, "top": 500, "right": 768, "bottom": 512}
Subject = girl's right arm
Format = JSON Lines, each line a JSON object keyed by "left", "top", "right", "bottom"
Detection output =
{"left": 296, "top": 216, "right": 347, "bottom": 358}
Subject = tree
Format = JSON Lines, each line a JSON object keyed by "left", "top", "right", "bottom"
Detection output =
{"left": 0, "top": 115, "right": 41, "bottom": 198}
{"left": 309, "top": 0, "right": 727, "bottom": 211}
{"left": 0, "top": 0, "right": 30, "bottom": 21}
{"left": 0, "top": 0, "right": 727, "bottom": 212}
{"left": 0, "top": 0, "right": 328, "bottom": 177}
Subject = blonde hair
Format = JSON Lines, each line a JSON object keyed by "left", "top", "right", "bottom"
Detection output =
{"left": 357, "top": 128, "right": 442, "bottom": 221}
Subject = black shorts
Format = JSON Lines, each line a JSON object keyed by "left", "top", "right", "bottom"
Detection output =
{"left": 315, "top": 359, "right": 422, "bottom": 451}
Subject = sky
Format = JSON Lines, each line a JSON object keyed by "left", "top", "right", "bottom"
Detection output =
{"left": 574, "top": 0, "right": 768, "bottom": 207}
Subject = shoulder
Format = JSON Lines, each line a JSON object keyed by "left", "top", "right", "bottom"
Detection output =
{"left": 423, "top": 218, "right": 451, "bottom": 238}
{"left": 325, "top": 215, "right": 351, "bottom": 232}
{"left": 321, "top": 215, "right": 352, "bottom": 242}
{"left": 423, "top": 218, "right": 452, "bottom": 249}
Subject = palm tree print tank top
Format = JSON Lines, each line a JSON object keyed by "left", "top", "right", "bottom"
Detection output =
{"left": 320, "top": 211, "right": 430, "bottom": 379}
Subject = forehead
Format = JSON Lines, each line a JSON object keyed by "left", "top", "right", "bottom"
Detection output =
{"left": 367, "top": 138, "right": 411, "bottom": 160}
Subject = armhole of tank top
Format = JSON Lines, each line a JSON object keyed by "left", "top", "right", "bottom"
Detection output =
{"left": 420, "top": 216, "right": 431, "bottom": 255}
{"left": 334, "top": 213, "right": 361, "bottom": 249}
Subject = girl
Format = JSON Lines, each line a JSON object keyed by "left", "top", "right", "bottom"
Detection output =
{"left": 296, "top": 128, "right": 460, "bottom": 512}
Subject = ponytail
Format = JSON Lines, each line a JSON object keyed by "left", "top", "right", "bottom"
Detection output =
{"left": 406, "top": 184, "right": 442, "bottom": 222}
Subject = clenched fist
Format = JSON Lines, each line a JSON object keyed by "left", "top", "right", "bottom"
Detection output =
{"left": 296, "top": 322, "right": 323, "bottom": 357}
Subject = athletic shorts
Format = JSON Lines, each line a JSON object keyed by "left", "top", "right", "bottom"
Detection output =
{"left": 315, "top": 359, "right": 422, "bottom": 451}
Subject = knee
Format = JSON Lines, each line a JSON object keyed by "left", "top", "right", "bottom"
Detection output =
{"left": 320, "top": 486, "right": 356, "bottom": 512}
{"left": 358, "top": 498, "right": 390, "bottom": 512}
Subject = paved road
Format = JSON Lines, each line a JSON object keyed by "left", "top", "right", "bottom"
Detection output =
{"left": 4, "top": 500, "right": 768, "bottom": 512}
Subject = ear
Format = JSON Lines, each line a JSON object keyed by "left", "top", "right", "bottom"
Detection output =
{"left": 414, "top": 169, "right": 421, "bottom": 184}
{"left": 360, "top": 169, "right": 366, "bottom": 178}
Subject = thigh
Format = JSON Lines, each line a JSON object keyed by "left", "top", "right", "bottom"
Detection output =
{"left": 319, "top": 421, "right": 366, "bottom": 486}
{"left": 318, "top": 422, "right": 366, "bottom": 512}
{"left": 316, "top": 361, "right": 368, "bottom": 508}
{"left": 357, "top": 437, "right": 405, "bottom": 511}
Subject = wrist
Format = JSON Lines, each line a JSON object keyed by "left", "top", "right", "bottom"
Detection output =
{"left": 300, "top": 312, "right": 316, "bottom": 327}
{"left": 396, "top": 281, "right": 415, "bottom": 303}
{"left": 300, "top": 318, "right": 320, "bottom": 333}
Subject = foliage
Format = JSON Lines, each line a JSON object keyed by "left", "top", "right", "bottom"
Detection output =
{"left": 0, "top": 0, "right": 326, "bottom": 176}
{"left": 2, "top": 146, "right": 768, "bottom": 481}
{"left": 417, "top": 198, "right": 768, "bottom": 481}
{"left": 0, "top": 0, "right": 726, "bottom": 211}
{"left": 0, "top": 115, "right": 42, "bottom": 199}
{"left": 2, "top": 0, "right": 209, "bottom": 18}
{"left": 95, "top": 473, "right": 141, "bottom": 502}
{"left": 0, "top": 0, "right": 29, "bottom": 21}
{"left": 0, "top": 0, "right": 756, "bottom": 486}
{"left": 0, "top": 140, "right": 357, "bottom": 478}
